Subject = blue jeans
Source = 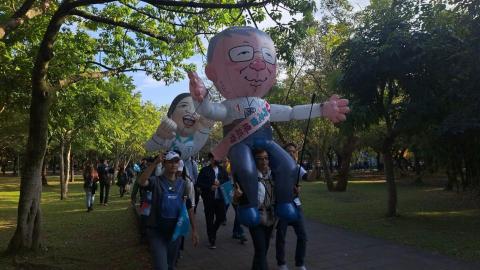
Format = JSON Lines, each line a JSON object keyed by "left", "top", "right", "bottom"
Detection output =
{"left": 232, "top": 205, "right": 245, "bottom": 237}
{"left": 147, "top": 228, "right": 180, "bottom": 270}
{"left": 85, "top": 189, "right": 94, "bottom": 209}
{"left": 276, "top": 209, "right": 307, "bottom": 267}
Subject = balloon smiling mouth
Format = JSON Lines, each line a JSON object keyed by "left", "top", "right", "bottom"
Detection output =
{"left": 244, "top": 76, "right": 267, "bottom": 83}
{"left": 182, "top": 114, "right": 196, "bottom": 128}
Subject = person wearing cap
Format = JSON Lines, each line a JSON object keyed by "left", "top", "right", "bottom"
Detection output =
{"left": 196, "top": 152, "right": 230, "bottom": 249}
{"left": 138, "top": 151, "right": 199, "bottom": 270}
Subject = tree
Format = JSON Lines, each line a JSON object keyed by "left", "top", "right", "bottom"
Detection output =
{"left": 335, "top": 0, "right": 426, "bottom": 216}
{"left": 2, "top": 0, "right": 315, "bottom": 253}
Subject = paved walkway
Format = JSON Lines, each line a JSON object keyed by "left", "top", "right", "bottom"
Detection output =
{"left": 176, "top": 203, "right": 480, "bottom": 270}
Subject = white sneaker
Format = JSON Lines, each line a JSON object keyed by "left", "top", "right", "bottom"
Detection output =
{"left": 296, "top": 266, "right": 307, "bottom": 270}
{"left": 278, "top": 265, "right": 289, "bottom": 270}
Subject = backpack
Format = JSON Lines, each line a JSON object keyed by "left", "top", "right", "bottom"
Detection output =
{"left": 157, "top": 178, "right": 185, "bottom": 237}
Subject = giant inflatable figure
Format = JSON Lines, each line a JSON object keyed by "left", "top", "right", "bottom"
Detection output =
{"left": 145, "top": 92, "right": 213, "bottom": 178}
{"left": 188, "top": 26, "right": 350, "bottom": 226}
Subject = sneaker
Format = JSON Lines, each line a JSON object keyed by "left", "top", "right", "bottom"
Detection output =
{"left": 278, "top": 265, "right": 289, "bottom": 270}
{"left": 296, "top": 266, "right": 306, "bottom": 270}
{"left": 208, "top": 243, "right": 216, "bottom": 249}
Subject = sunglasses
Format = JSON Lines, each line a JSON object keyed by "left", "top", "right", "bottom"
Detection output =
{"left": 255, "top": 156, "right": 269, "bottom": 161}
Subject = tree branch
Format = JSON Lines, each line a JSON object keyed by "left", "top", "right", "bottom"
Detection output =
{"left": 57, "top": 65, "right": 148, "bottom": 90}
{"left": 143, "top": 0, "right": 270, "bottom": 10}
{"left": 0, "top": 0, "right": 51, "bottom": 40}
{"left": 69, "top": 9, "right": 171, "bottom": 42}
{"left": 84, "top": 60, "right": 119, "bottom": 71}
{"left": 263, "top": 6, "right": 287, "bottom": 29}
{"left": 57, "top": 70, "right": 115, "bottom": 90}
{"left": 120, "top": 2, "right": 187, "bottom": 27}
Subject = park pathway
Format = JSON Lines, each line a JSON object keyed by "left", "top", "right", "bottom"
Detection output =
{"left": 176, "top": 203, "right": 480, "bottom": 270}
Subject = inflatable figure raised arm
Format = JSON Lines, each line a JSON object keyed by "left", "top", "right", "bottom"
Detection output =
{"left": 189, "top": 26, "right": 349, "bottom": 226}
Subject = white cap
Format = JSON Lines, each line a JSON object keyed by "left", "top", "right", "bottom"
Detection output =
{"left": 165, "top": 151, "right": 180, "bottom": 161}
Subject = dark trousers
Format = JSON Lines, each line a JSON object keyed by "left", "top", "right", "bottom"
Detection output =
{"left": 147, "top": 228, "right": 180, "bottom": 270}
{"left": 203, "top": 197, "right": 226, "bottom": 244}
{"left": 139, "top": 215, "right": 147, "bottom": 239}
{"left": 276, "top": 210, "right": 307, "bottom": 267}
{"left": 249, "top": 224, "right": 274, "bottom": 270}
{"left": 232, "top": 205, "right": 245, "bottom": 237}
{"left": 119, "top": 184, "right": 126, "bottom": 197}
{"left": 99, "top": 181, "right": 110, "bottom": 204}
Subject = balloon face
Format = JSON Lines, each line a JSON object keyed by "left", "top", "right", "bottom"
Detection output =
{"left": 170, "top": 96, "right": 200, "bottom": 137}
{"left": 206, "top": 31, "right": 277, "bottom": 99}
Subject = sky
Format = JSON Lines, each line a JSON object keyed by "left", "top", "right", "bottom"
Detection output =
{"left": 132, "top": 0, "right": 370, "bottom": 107}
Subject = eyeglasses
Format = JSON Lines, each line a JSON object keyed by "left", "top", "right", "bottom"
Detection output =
{"left": 229, "top": 45, "right": 276, "bottom": 65}
{"left": 255, "top": 156, "right": 269, "bottom": 161}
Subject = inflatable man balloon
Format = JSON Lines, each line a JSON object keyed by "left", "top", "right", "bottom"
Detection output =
{"left": 188, "top": 26, "right": 350, "bottom": 226}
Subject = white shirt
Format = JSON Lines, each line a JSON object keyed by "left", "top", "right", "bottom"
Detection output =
{"left": 257, "top": 169, "right": 272, "bottom": 205}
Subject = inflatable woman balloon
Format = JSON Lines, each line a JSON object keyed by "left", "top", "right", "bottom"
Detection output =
{"left": 145, "top": 93, "right": 213, "bottom": 177}
{"left": 189, "top": 26, "right": 350, "bottom": 226}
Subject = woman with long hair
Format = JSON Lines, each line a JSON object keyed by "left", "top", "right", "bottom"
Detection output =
{"left": 83, "top": 162, "right": 99, "bottom": 212}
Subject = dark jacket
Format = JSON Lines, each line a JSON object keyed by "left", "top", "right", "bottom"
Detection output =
{"left": 197, "top": 164, "right": 229, "bottom": 202}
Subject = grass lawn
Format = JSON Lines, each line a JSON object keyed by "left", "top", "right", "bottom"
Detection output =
{"left": 301, "top": 175, "right": 480, "bottom": 261}
{"left": 0, "top": 176, "right": 150, "bottom": 270}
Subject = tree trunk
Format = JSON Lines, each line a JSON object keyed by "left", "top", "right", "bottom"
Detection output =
{"left": 383, "top": 138, "right": 397, "bottom": 217}
{"left": 13, "top": 154, "right": 18, "bottom": 176}
{"left": 59, "top": 139, "right": 70, "bottom": 200}
{"left": 41, "top": 156, "right": 49, "bottom": 186}
{"left": 70, "top": 153, "right": 75, "bottom": 182}
{"left": 51, "top": 155, "right": 56, "bottom": 175}
{"left": 322, "top": 152, "right": 334, "bottom": 191}
{"left": 7, "top": 85, "right": 52, "bottom": 254}
{"left": 8, "top": 2, "right": 70, "bottom": 253}
{"left": 376, "top": 152, "right": 382, "bottom": 171}
{"left": 335, "top": 134, "right": 357, "bottom": 192}
{"left": 62, "top": 142, "right": 71, "bottom": 198}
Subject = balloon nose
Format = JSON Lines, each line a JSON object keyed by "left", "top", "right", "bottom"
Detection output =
{"left": 249, "top": 59, "right": 266, "bottom": 71}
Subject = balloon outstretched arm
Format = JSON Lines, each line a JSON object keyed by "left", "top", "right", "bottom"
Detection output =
{"left": 269, "top": 94, "right": 350, "bottom": 123}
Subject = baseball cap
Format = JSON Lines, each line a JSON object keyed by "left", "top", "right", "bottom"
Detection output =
{"left": 164, "top": 151, "right": 180, "bottom": 161}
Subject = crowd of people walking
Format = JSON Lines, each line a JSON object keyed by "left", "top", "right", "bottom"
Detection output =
{"left": 81, "top": 142, "right": 309, "bottom": 270}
